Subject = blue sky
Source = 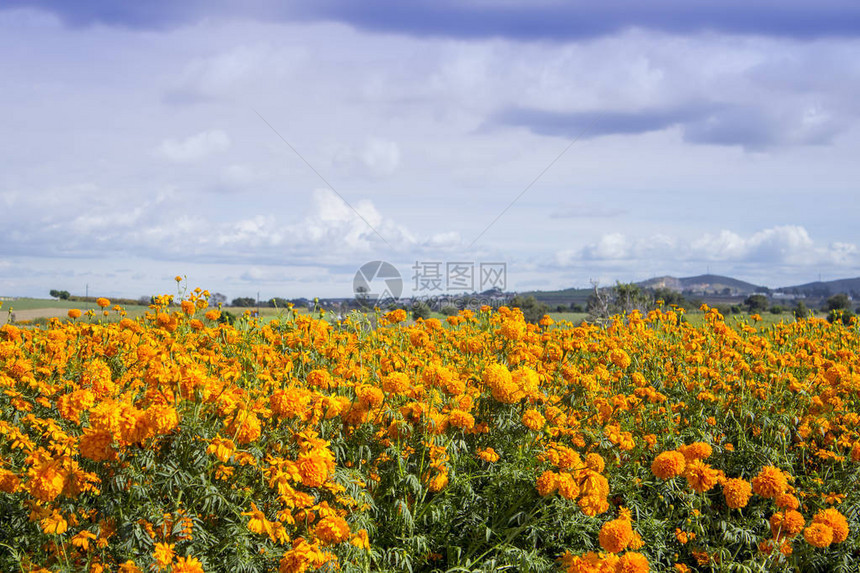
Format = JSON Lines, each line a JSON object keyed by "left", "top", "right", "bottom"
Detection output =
{"left": 1, "top": 1, "right": 859, "bottom": 299}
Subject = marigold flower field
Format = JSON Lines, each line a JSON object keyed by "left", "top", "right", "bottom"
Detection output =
{"left": 1, "top": 292, "right": 859, "bottom": 572}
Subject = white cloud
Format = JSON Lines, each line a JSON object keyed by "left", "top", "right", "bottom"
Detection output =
{"left": 157, "top": 130, "right": 231, "bottom": 162}
{"left": 560, "top": 226, "right": 858, "bottom": 272}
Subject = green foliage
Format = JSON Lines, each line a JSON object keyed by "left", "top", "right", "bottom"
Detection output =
{"left": 411, "top": 301, "right": 431, "bottom": 321}
{"left": 826, "top": 293, "right": 851, "bottom": 312}
{"left": 508, "top": 295, "right": 550, "bottom": 324}
{"left": 743, "top": 294, "right": 769, "bottom": 313}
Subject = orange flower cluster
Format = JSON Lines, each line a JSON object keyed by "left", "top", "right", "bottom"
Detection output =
{"left": 1, "top": 297, "right": 859, "bottom": 571}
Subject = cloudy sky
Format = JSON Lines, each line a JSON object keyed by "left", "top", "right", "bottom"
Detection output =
{"left": 1, "top": 1, "right": 859, "bottom": 300}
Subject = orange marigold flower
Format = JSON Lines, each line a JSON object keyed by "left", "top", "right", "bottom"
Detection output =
{"left": 68, "top": 309, "right": 82, "bottom": 319}
{"left": 71, "top": 529, "right": 96, "bottom": 550}
{"left": 427, "top": 471, "right": 448, "bottom": 492}
{"left": 172, "top": 556, "right": 205, "bottom": 573}
{"left": 40, "top": 509, "right": 68, "bottom": 535}
{"left": 536, "top": 470, "right": 558, "bottom": 496}
{"left": 770, "top": 510, "right": 805, "bottom": 538}
{"left": 803, "top": 523, "right": 834, "bottom": 548}
{"left": 776, "top": 493, "right": 800, "bottom": 510}
{"left": 679, "top": 442, "right": 712, "bottom": 462}
{"left": 684, "top": 459, "right": 719, "bottom": 493}
{"left": 226, "top": 411, "right": 261, "bottom": 445}
{"left": 145, "top": 405, "right": 180, "bottom": 436}
{"left": 298, "top": 453, "right": 329, "bottom": 488}
{"left": 722, "top": 478, "right": 752, "bottom": 509}
{"left": 153, "top": 542, "right": 175, "bottom": 570}
{"left": 556, "top": 472, "right": 580, "bottom": 500}
{"left": 350, "top": 529, "right": 370, "bottom": 550}
{"left": 608, "top": 348, "right": 631, "bottom": 369}
{"left": 80, "top": 428, "right": 116, "bottom": 461}
{"left": 812, "top": 508, "right": 849, "bottom": 543}
{"left": 651, "top": 451, "right": 686, "bottom": 479}
{"left": 752, "top": 466, "right": 788, "bottom": 499}
{"left": 447, "top": 409, "right": 475, "bottom": 430}
{"left": 585, "top": 453, "right": 605, "bottom": 473}
{"left": 96, "top": 297, "right": 110, "bottom": 308}
{"left": 118, "top": 561, "right": 143, "bottom": 573}
{"left": 476, "top": 447, "right": 500, "bottom": 463}
{"left": 381, "top": 372, "right": 411, "bottom": 394}
{"left": 207, "top": 436, "right": 236, "bottom": 463}
{"left": 315, "top": 515, "right": 350, "bottom": 545}
{"left": 598, "top": 518, "right": 633, "bottom": 553}
{"left": 616, "top": 551, "right": 649, "bottom": 573}
{"left": 0, "top": 468, "right": 20, "bottom": 493}
{"left": 675, "top": 528, "right": 695, "bottom": 544}
{"left": 522, "top": 409, "right": 546, "bottom": 431}
{"left": 27, "top": 459, "right": 66, "bottom": 502}
{"left": 851, "top": 442, "right": 860, "bottom": 463}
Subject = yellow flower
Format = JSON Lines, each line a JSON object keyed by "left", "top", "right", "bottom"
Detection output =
{"left": 40, "top": 510, "right": 68, "bottom": 535}
{"left": 350, "top": 529, "right": 370, "bottom": 550}
{"left": 476, "top": 447, "right": 500, "bottom": 463}
{"left": 153, "top": 542, "right": 175, "bottom": 570}
{"left": 172, "top": 556, "right": 205, "bottom": 573}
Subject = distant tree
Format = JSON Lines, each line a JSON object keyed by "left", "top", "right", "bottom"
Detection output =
{"left": 743, "top": 294, "right": 769, "bottom": 313}
{"left": 770, "top": 305, "right": 783, "bottom": 315}
{"left": 508, "top": 295, "right": 550, "bottom": 324}
{"left": 652, "top": 287, "right": 685, "bottom": 307}
{"left": 210, "top": 292, "right": 227, "bottom": 305}
{"left": 412, "top": 301, "right": 431, "bottom": 321}
{"left": 825, "top": 293, "right": 850, "bottom": 312}
{"left": 440, "top": 306, "right": 458, "bottom": 317}
{"left": 587, "top": 282, "right": 649, "bottom": 321}
{"left": 556, "top": 304, "right": 568, "bottom": 313}
{"left": 269, "top": 297, "right": 291, "bottom": 308}
{"left": 231, "top": 297, "right": 256, "bottom": 307}
{"left": 793, "top": 301, "right": 810, "bottom": 320}
{"left": 570, "top": 303, "right": 585, "bottom": 313}
{"left": 49, "top": 289, "right": 70, "bottom": 300}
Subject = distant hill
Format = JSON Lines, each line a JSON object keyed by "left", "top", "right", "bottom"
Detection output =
{"left": 778, "top": 277, "right": 860, "bottom": 298}
{"left": 637, "top": 274, "right": 762, "bottom": 295}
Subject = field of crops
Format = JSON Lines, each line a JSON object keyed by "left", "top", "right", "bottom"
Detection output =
{"left": 1, "top": 292, "right": 858, "bottom": 572}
